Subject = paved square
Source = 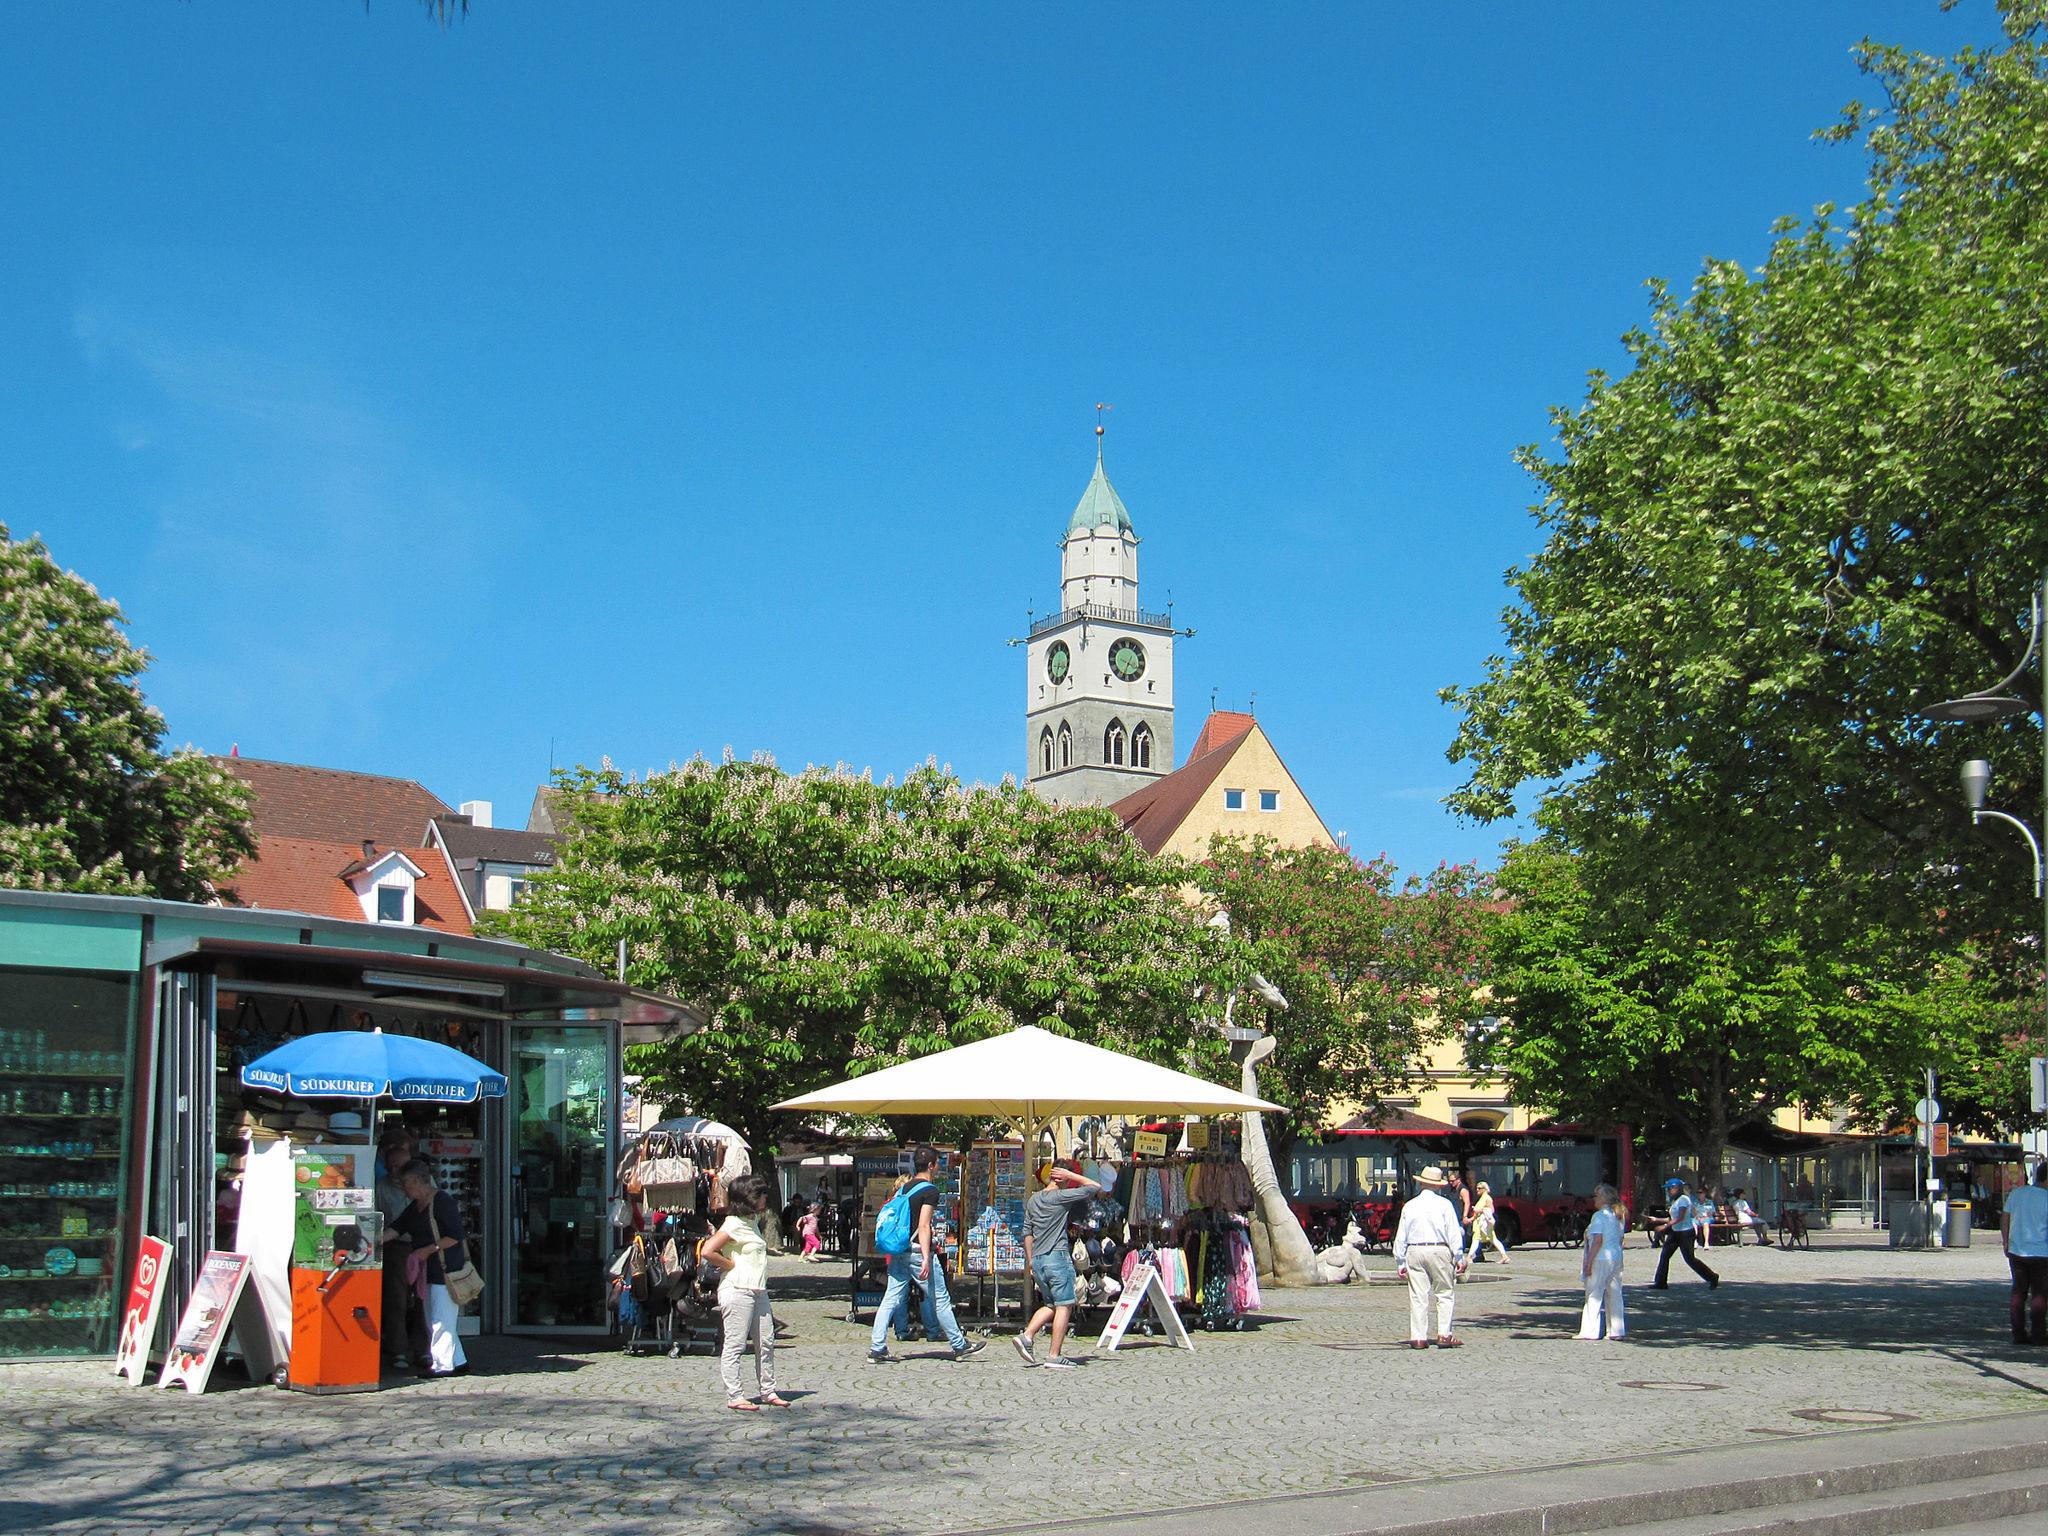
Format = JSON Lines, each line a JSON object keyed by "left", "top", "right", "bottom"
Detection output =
{"left": 2, "top": 1236, "right": 2042, "bottom": 1535}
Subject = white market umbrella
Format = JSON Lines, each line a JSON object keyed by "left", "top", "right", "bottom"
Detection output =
{"left": 772, "top": 1024, "right": 1280, "bottom": 1142}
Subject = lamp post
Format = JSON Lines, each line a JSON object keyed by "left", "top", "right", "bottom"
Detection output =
{"left": 1918, "top": 574, "right": 2047, "bottom": 1186}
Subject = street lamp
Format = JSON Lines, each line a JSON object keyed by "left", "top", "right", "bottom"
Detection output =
{"left": 1959, "top": 759, "right": 2043, "bottom": 899}
{"left": 1915, "top": 574, "right": 2047, "bottom": 1210}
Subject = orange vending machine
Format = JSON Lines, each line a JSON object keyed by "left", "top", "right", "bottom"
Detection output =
{"left": 287, "top": 1262, "right": 381, "bottom": 1393}
{"left": 285, "top": 1170, "right": 383, "bottom": 1394}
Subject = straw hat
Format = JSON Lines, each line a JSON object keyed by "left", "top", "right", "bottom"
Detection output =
{"left": 1413, "top": 1165, "right": 1450, "bottom": 1188}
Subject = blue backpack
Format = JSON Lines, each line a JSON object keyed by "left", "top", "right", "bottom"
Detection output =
{"left": 874, "top": 1180, "right": 932, "bottom": 1255}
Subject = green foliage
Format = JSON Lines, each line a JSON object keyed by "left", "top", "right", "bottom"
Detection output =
{"left": 1442, "top": 6, "right": 2048, "bottom": 1147}
{"left": 1196, "top": 836, "right": 1493, "bottom": 1139}
{"left": 1483, "top": 843, "right": 1944, "bottom": 1169}
{"left": 484, "top": 757, "right": 1241, "bottom": 1151}
{"left": 0, "top": 525, "right": 253, "bottom": 901}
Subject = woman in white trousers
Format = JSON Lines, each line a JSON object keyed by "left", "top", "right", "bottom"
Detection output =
{"left": 1577, "top": 1183, "right": 1627, "bottom": 1341}
{"left": 699, "top": 1172, "right": 787, "bottom": 1411}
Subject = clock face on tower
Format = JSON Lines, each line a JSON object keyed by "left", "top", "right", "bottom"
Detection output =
{"left": 1109, "top": 637, "right": 1146, "bottom": 682}
{"left": 1046, "top": 641, "right": 1071, "bottom": 684}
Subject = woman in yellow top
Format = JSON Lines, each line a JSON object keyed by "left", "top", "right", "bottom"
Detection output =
{"left": 1468, "top": 1181, "right": 1511, "bottom": 1265}
{"left": 699, "top": 1173, "right": 789, "bottom": 1411}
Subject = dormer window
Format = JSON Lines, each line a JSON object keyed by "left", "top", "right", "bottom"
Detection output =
{"left": 346, "top": 847, "right": 426, "bottom": 926}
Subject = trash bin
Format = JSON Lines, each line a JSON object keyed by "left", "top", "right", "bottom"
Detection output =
{"left": 1947, "top": 1200, "right": 1972, "bottom": 1248}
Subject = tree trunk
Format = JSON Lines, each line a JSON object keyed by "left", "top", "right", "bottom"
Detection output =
{"left": 1240, "top": 1042, "right": 1322, "bottom": 1287}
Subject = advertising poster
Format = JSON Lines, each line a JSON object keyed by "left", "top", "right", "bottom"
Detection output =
{"left": 114, "top": 1235, "right": 172, "bottom": 1386}
{"left": 157, "top": 1251, "right": 252, "bottom": 1393}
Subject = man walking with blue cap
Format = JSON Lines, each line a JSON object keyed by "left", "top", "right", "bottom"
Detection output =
{"left": 1651, "top": 1174, "right": 1720, "bottom": 1290}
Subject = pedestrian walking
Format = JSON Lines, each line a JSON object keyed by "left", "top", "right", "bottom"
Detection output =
{"left": 2002, "top": 1160, "right": 2048, "bottom": 1345}
{"left": 798, "top": 1203, "right": 823, "bottom": 1261}
{"left": 1576, "top": 1183, "right": 1627, "bottom": 1340}
{"left": 1393, "top": 1164, "right": 1468, "bottom": 1347}
{"left": 1014, "top": 1160, "right": 1101, "bottom": 1370}
{"left": 1468, "top": 1181, "right": 1511, "bottom": 1266}
{"left": 1650, "top": 1176, "right": 1720, "bottom": 1290}
{"left": 700, "top": 1172, "right": 789, "bottom": 1411}
{"left": 867, "top": 1146, "right": 986, "bottom": 1364}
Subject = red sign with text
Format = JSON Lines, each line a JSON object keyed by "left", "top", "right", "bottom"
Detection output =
{"left": 115, "top": 1235, "right": 172, "bottom": 1386}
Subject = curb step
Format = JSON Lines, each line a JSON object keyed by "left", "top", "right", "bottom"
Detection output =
{"left": 1317, "top": 1439, "right": 2048, "bottom": 1536}
{"left": 1632, "top": 1470, "right": 2048, "bottom": 1536}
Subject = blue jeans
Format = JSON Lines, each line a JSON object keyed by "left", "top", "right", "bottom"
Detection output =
{"left": 870, "top": 1251, "right": 967, "bottom": 1353}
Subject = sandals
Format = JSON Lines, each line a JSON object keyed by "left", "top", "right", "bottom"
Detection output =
{"left": 758, "top": 1394, "right": 792, "bottom": 1408}
{"left": 726, "top": 1399, "right": 761, "bottom": 1412}
{"left": 1436, "top": 1336, "right": 1464, "bottom": 1348}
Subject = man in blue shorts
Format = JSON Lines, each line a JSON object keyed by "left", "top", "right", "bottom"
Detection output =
{"left": 1014, "top": 1160, "right": 1100, "bottom": 1371}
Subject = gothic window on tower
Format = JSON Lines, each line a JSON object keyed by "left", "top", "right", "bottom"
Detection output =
{"left": 1039, "top": 728, "right": 1055, "bottom": 776}
{"left": 1132, "top": 723, "right": 1153, "bottom": 769}
{"left": 1057, "top": 723, "right": 1073, "bottom": 769}
{"left": 1104, "top": 719, "right": 1126, "bottom": 766}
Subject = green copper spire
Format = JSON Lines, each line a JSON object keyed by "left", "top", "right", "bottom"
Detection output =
{"left": 1066, "top": 443, "right": 1135, "bottom": 537}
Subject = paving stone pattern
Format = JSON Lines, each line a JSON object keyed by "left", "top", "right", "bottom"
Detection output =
{"left": 2, "top": 1238, "right": 2043, "bottom": 1536}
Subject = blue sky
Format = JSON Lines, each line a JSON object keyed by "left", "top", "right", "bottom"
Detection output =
{"left": 0, "top": 3, "right": 2000, "bottom": 873}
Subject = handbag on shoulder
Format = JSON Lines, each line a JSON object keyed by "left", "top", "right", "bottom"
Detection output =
{"left": 429, "top": 1206, "right": 485, "bottom": 1307}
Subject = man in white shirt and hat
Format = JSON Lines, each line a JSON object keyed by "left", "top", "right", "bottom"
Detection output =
{"left": 1393, "top": 1164, "right": 1469, "bottom": 1348}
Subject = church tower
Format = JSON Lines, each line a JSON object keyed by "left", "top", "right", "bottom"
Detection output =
{"left": 1024, "top": 426, "right": 1177, "bottom": 805}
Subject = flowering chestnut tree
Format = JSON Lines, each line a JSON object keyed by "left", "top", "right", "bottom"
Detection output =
{"left": 486, "top": 757, "right": 1242, "bottom": 1153}
{"left": 0, "top": 525, "right": 253, "bottom": 899}
{"left": 1197, "top": 835, "right": 1494, "bottom": 1145}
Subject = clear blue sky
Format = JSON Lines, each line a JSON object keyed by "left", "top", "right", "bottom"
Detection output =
{"left": 0, "top": 3, "right": 2000, "bottom": 874}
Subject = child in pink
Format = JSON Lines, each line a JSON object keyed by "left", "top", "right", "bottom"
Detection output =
{"left": 798, "top": 1204, "right": 822, "bottom": 1261}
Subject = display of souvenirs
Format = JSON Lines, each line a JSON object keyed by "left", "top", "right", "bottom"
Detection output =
{"left": 959, "top": 1141, "right": 1027, "bottom": 1275}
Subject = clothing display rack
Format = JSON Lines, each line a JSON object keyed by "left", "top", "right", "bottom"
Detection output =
{"left": 1118, "top": 1145, "right": 1261, "bottom": 1332}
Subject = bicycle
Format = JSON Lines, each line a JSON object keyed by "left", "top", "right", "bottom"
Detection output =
{"left": 1776, "top": 1206, "right": 1810, "bottom": 1250}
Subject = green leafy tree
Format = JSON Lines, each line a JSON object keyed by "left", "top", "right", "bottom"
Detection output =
{"left": 485, "top": 757, "right": 1241, "bottom": 1154}
{"left": 1197, "top": 836, "right": 1493, "bottom": 1146}
{"left": 0, "top": 525, "right": 253, "bottom": 900}
{"left": 1482, "top": 842, "right": 1942, "bottom": 1185}
{"left": 1442, "top": 6, "right": 2048, "bottom": 1148}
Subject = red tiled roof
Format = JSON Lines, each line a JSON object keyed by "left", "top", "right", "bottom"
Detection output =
{"left": 1187, "top": 711, "right": 1256, "bottom": 762}
{"left": 214, "top": 757, "right": 450, "bottom": 848}
{"left": 220, "top": 835, "right": 473, "bottom": 935}
{"left": 1110, "top": 720, "right": 1255, "bottom": 856}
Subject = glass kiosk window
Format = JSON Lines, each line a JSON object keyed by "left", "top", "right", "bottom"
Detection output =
{"left": 510, "top": 1027, "right": 609, "bottom": 1328}
{"left": 0, "top": 968, "right": 137, "bottom": 1359}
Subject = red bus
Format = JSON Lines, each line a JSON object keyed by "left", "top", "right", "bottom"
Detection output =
{"left": 1287, "top": 1113, "right": 1634, "bottom": 1250}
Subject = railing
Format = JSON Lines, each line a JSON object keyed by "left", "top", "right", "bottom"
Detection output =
{"left": 1028, "top": 603, "right": 1173, "bottom": 637}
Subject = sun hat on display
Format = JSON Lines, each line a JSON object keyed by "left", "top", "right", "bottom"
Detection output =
{"left": 1413, "top": 1165, "right": 1450, "bottom": 1187}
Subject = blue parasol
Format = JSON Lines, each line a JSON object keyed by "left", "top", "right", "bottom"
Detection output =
{"left": 240, "top": 1029, "right": 508, "bottom": 1103}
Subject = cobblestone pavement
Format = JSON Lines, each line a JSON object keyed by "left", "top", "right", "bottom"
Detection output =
{"left": 3, "top": 1236, "right": 2043, "bottom": 1536}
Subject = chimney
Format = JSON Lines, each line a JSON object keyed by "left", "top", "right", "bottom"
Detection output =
{"left": 459, "top": 800, "right": 494, "bottom": 829}
{"left": 360, "top": 839, "right": 376, "bottom": 862}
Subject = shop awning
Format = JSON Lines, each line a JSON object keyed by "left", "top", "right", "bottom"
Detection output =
{"left": 146, "top": 934, "right": 701, "bottom": 1038}
{"left": 1725, "top": 1122, "right": 1857, "bottom": 1157}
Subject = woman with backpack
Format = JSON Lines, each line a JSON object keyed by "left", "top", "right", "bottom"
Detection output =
{"left": 699, "top": 1172, "right": 789, "bottom": 1411}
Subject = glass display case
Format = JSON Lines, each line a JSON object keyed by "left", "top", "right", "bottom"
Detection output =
{"left": 0, "top": 969, "right": 137, "bottom": 1359}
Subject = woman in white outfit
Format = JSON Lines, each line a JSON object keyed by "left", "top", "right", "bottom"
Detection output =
{"left": 1468, "top": 1181, "right": 1511, "bottom": 1265}
{"left": 1577, "top": 1182, "right": 1627, "bottom": 1341}
{"left": 699, "top": 1172, "right": 788, "bottom": 1411}
{"left": 395, "top": 1161, "right": 469, "bottom": 1377}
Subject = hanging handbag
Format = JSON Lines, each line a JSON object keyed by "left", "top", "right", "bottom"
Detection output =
{"left": 637, "top": 1132, "right": 696, "bottom": 1210}
{"left": 429, "top": 1205, "right": 485, "bottom": 1307}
